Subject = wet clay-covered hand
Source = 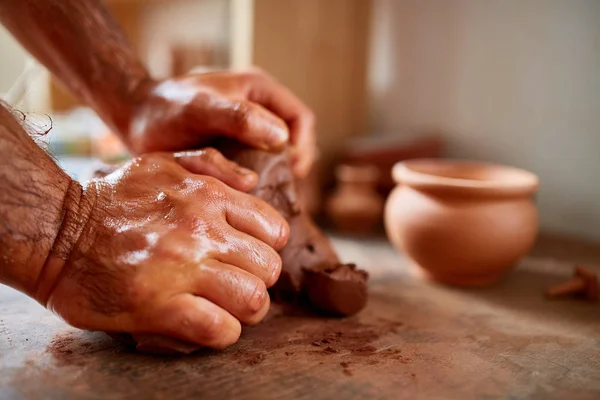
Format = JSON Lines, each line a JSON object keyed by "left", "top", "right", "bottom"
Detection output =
{"left": 46, "top": 150, "right": 290, "bottom": 352}
{"left": 106, "top": 144, "right": 368, "bottom": 355}
{"left": 127, "top": 70, "right": 316, "bottom": 177}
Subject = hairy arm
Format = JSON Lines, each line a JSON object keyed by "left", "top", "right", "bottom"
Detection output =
{"left": 0, "top": 103, "right": 89, "bottom": 303}
{"left": 0, "top": 0, "right": 316, "bottom": 176}
{"left": 0, "top": 0, "right": 151, "bottom": 140}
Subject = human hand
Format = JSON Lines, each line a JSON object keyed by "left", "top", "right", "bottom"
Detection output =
{"left": 40, "top": 149, "right": 289, "bottom": 349}
{"left": 126, "top": 70, "right": 316, "bottom": 178}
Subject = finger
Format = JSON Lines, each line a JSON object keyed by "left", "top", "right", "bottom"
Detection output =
{"left": 212, "top": 226, "right": 282, "bottom": 287}
{"left": 147, "top": 293, "right": 241, "bottom": 350}
{"left": 172, "top": 148, "right": 258, "bottom": 191}
{"left": 190, "top": 96, "right": 289, "bottom": 151}
{"left": 224, "top": 191, "right": 290, "bottom": 251}
{"left": 240, "top": 70, "right": 316, "bottom": 177}
{"left": 193, "top": 259, "right": 271, "bottom": 325}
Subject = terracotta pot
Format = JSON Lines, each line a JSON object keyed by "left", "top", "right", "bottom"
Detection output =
{"left": 385, "top": 159, "right": 539, "bottom": 286}
{"left": 326, "top": 164, "right": 384, "bottom": 235}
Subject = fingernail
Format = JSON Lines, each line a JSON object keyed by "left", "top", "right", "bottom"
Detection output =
{"left": 267, "top": 124, "right": 289, "bottom": 148}
{"left": 234, "top": 166, "right": 254, "bottom": 176}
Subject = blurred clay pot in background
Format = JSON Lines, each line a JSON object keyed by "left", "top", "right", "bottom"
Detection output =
{"left": 341, "top": 135, "right": 444, "bottom": 195}
{"left": 326, "top": 164, "right": 384, "bottom": 235}
{"left": 385, "top": 159, "right": 539, "bottom": 286}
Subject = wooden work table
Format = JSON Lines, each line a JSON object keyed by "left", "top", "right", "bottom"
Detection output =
{"left": 1, "top": 234, "right": 599, "bottom": 400}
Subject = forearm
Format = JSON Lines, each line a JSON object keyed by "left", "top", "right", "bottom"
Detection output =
{"left": 0, "top": 0, "right": 152, "bottom": 140}
{"left": 0, "top": 103, "right": 89, "bottom": 303}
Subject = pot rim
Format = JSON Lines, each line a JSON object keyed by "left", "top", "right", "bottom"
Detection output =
{"left": 392, "top": 159, "right": 539, "bottom": 197}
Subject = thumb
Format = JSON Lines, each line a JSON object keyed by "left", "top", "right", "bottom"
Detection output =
{"left": 171, "top": 148, "right": 258, "bottom": 192}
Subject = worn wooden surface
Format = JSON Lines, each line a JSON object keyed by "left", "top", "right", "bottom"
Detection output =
{"left": 1, "top": 235, "right": 599, "bottom": 400}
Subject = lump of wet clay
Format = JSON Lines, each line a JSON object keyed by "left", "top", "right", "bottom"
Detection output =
{"left": 218, "top": 140, "right": 368, "bottom": 314}
{"left": 98, "top": 141, "right": 368, "bottom": 354}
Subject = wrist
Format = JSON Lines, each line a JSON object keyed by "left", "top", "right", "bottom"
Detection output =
{"left": 103, "top": 76, "right": 156, "bottom": 147}
{"left": 33, "top": 178, "right": 98, "bottom": 306}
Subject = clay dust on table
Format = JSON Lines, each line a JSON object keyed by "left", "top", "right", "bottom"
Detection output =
{"left": 46, "top": 329, "right": 123, "bottom": 368}
{"left": 237, "top": 352, "right": 267, "bottom": 366}
{"left": 216, "top": 305, "right": 410, "bottom": 376}
{"left": 42, "top": 305, "right": 409, "bottom": 380}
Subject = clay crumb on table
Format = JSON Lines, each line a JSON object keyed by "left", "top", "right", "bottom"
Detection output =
{"left": 545, "top": 265, "right": 598, "bottom": 302}
{"left": 239, "top": 352, "right": 266, "bottom": 366}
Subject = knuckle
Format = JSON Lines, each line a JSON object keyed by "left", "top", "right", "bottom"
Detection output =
{"left": 181, "top": 175, "right": 225, "bottom": 200}
{"left": 243, "top": 279, "right": 268, "bottom": 316}
{"left": 203, "top": 179, "right": 229, "bottom": 204}
{"left": 200, "top": 174, "right": 222, "bottom": 189}
{"left": 199, "top": 147, "right": 221, "bottom": 164}
{"left": 176, "top": 309, "right": 195, "bottom": 330}
{"left": 200, "top": 311, "right": 225, "bottom": 341}
{"left": 230, "top": 103, "right": 254, "bottom": 132}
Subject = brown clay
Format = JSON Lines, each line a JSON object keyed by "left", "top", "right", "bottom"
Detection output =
{"left": 219, "top": 141, "right": 369, "bottom": 312}
{"left": 545, "top": 265, "right": 598, "bottom": 301}
{"left": 303, "top": 263, "right": 368, "bottom": 316}
{"left": 385, "top": 159, "right": 539, "bottom": 286}
{"left": 325, "top": 164, "right": 384, "bottom": 235}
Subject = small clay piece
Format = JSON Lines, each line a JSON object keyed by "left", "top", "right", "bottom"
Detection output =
{"left": 545, "top": 265, "right": 598, "bottom": 301}
{"left": 303, "top": 263, "right": 368, "bottom": 316}
{"left": 325, "top": 164, "right": 384, "bottom": 235}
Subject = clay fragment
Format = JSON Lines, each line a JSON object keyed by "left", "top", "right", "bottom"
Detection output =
{"left": 303, "top": 263, "right": 368, "bottom": 316}
{"left": 545, "top": 265, "right": 598, "bottom": 301}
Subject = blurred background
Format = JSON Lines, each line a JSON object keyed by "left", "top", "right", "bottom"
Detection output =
{"left": 1, "top": 0, "right": 599, "bottom": 241}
